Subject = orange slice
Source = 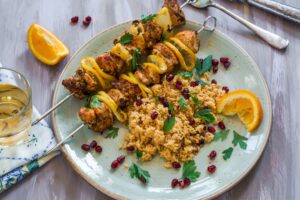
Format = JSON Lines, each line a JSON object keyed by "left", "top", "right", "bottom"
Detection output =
{"left": 27, "top": 24, "right": 69, "bottom": 65}
{"left": 217, "top": 90, "right": 263, "bottom": 132}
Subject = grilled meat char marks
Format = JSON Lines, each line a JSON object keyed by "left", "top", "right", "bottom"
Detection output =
{"left": 95, "top": 52, "right": 125, "bottom": 76}
{"left": 62, "top": 67, "right": 99, "bottom": 99}
{"left": 163, "top": 0, "right": 186, "bottom": 26}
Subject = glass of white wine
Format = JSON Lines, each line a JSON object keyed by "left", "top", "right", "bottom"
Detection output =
{"left": 0, "top": 68, "right": 32, "bottom": 146}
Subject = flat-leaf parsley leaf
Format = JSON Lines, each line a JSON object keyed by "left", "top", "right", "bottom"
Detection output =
{"left": 177, "top": 71, "right": 193, "bottom": 79}
{"left": 214, "top": 129, "right": 230, "bottom": 142}
{"left": 104, "top": 127, "right": 119, "bottom": 139}
{"left": 195, "top": 108, "right": 215, "bottom": 124}
{"left": 129, "top": 162, "right": 151, "bottom": 183}
{"left": 222, "top": 147, "right": 234, "bottom": 160}
{"left": 91, "top": 97, "right": 102, "bottom": 108}
{"left": 182, "top": 160, "right": 200, "bottom": 182}
{"left": 119, "top": 33, "right": 133, "bottom": 44}
{"left": 131, "top": 48, "right": 141, "bottom": 71}
{"left": 141, "top": 14, "right": 157, "bottom": 23}
{"left": 232, "top": 131, "right": 248, "bottom": 150}
{"left": 163, "top": 116, "right": 175, "bottom": 133}
{"left": 195, "top": 55, "right": 212, "bottom": 75}
{"left": 135, "top": 149, "right": 143, "bottom": 160}
{"left": 178, "top": 96, "right": 187, "bottom": 110}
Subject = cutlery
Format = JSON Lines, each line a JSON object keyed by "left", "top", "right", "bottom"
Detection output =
{"left": 188, "top": 0, "right": 289, "bottom": 50}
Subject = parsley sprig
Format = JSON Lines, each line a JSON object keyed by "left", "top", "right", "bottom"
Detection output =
{"left": 214, "top": 130, "right": 230, "bottom": 142}
{"left": 232, "top": 131, "right": 248, "bottom": 150}
{"left": 118, "top": 33, "right": 133, "bottom": 44}
{"left": 195, "top": 55, "right": 212, "bottom": 75}
{"left": 194, "top": 108, "right": 215, "bottom": 124}
{"left": 129, "top": 162, "right": 151, "bottom": 183}
{"left": 131, "top": 48, "right": 141, "bottom": 71}
{"left": 141, "top": 14, "right": 157, "bottom": 23}
{"left": 177, "top": 71, "right": 193, "bottom": 79}
{"left": 85, "top": 96, "right": 102, "bottom": 109}
{"left": 104, "top": 127, "right": 119, "bottom": 139}
{"left": 178, "top": 96, "right": 187, "bottom": 110}
{"left": 135, "top": 149, "right": 143, "bottom": 160}
{"left": 182, "top": 160, "right": 200, "bottom": 182}
{"left": 222, "top": 147, "right": 234, "bottom": 160}
{"left": 163, "top": 116, "right": 175, "bottom": 133}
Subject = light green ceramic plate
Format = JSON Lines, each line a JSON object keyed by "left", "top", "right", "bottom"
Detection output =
{"left": 52, "top": 20, "right": 272, "bottom": 200}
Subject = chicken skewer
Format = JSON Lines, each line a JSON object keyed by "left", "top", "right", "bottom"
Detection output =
{"left": 46, "top": 16, "right": 217, "bottom": 155}
{"left": 32, "top": 0, "right": 188, "bottom": 126}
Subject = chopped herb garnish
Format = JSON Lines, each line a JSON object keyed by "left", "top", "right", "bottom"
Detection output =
{"left": 104, "top": 127, "right": 119, "bottom": 139}
{"left": 135, "top": 149, "right": 143, "bottom": 160}
{"left": 232, "top": 131, "right": 248, "bottom": 150}
{"left": 195, "top": 55, "right": 212, "bottom": 75}
{"left": 178, "top": 96, "right": 187, "bottom": 110}
{"left": 222, "top": 147, "right": 234, "bottom": 160}
{"left": 131, "top": 48, "right": 141, "bottom": 71}
{"left": 214, "top": 129, "right": 230, "bottom": 142}
{"left": 90, "top": 96, "right": 102, "bottom": 108}
{"left": 129, "top": 162, "right": 151, "bottom": 183}
{"left": 163, "top": 116, "right": 175, "bottom": 133}
{"left": 177, "top": 71, "right": 193, "bottom": 79}
{"left": 195, "top": 108, "right": 215, "bottom": 124}
{"left": 152, "top": 95, "right": 161, "bottom": 102}
{"left": 191, "top": 95, "right": 201, "bottom": 106}
{"left": 161, "top": 32, "right": 167, "bottom": 42}
{"left": 85, "top": 95, "right": 92, "bottom": 109}
{"left": 168, "top": 101, "right": 174, "bottom": 115}
{"left": 118, "top": 33, "right": 133, "bottom": 44}
{"left": 182, "top": 160, "right": 200, "bottom": 182}
{"left": 141, "top": 14, "right": 157, "bottom": 23}
{"left": 195, "top": 76, "right": 208, "bottom": 85}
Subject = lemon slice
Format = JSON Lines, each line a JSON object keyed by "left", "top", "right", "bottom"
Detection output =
{"left": 142, "top": 63, "right": 163, "bottom": 74}
{"left": 168, "top": 37, "right": 196, "bottom": 71}
{"left": 111, "top": 43, "right": 132, "bottom": 63}
{"left": 217, "top": 90, "right": 263, "bottom": 132}
{"left": 147, "top": 55, "right": 167, "bottom": 74}
{"left": 80, "top": 58, "right": 106, "bottom": 89}
{"left": 27, "top": 24, "right": 69, "bottom": 65}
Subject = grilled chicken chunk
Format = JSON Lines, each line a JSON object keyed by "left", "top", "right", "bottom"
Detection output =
{"left": 152, "top": 43, "right": 178, "bottom": 73}
{"left": 79, "top": 103, "right": 114, "bottom": 133}
{"left": 114, "top": 78, "right": 142, "bottom": 104}
{"left": 163, "top": 0, "right": 186, "bottom": 26}
{"left": 142, "top": 21, "right": 164, "bottom": 49}
{"left": 95, "top": 52, "right": 125, "bottom": 76}
{"left": 174, "top": 30, "right": 200, "bottom": 53}
{"left": 62, "top": 67, "right": 99, "bottom": 99}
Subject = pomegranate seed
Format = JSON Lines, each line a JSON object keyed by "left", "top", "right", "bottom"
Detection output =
{"left": 199, "top": 58, "right": 204, "bottom": 64}
{"left": 172, "top": 161, "right": 181, "bottom": 169}
{"left": 220, "top": 57, "right": 229, "bottom": 63}
{"left": 171, "top": 178, "right": 179, "bottom": 188}
{"left": 207, "top": 126, "right": 216, "bottom": 133}
{"left": 95, "top": 145, "right": 102, "bottom": 153}
{"left": 136, "top": 99, "right": 143, "bottom": 106}
{"left": 211, "top": 79, "right": 217, "bottom": 84}
{"left": 179, "top": 181, "right": 185, "bottom": 189}
{"left": 89, "top": 140, "right": 97, "bottom": 148}
{"left": 117, "top": 155, "right": 125, "bottom": 164}
{"left": 160, "top": 97, "right": 169, "bottom": 107}
{"left": 209, "top": 150, "right": 217, "bottom": 159}
{"left": 182, "top": 88, "right": 189, "bottom": 94}
{"left": 212, "top": 59, "right": 219, "bottom": 66}
{"left": 212, "top": 65, "right": 218, "bottom": 74}
{"left": 71, "top": 16, "right": 79, "bottom": 23}
{"left": 223, "top": 61, "right": 231, "bottom": 70}
{"left": 175, "top": 80, "right": 183, "bottom": 90}
{"left": 182, "top": 88, "right": 190, "bottom": 99}
{"left": 85, "top": 16, "right": 92, "bottom": 22}
{"left": 222, "top": 86, "right": 229, "bottom": 93}
{"left": 207, "top": 165, "right": 216, "bottom": 173}
{"left": 111, "top": 160, "right": 119, "bottom": 169}
{"left": 183, "top": 177, "right": 191, "bottom": 186}
{"left": 126, "top": 146, "right": 135, "bottom": 151}
{"left": 218, "top": 121, "right": 226, "bottom": 130}
{"left": 83, "top": 20, "right": 90, "bottom": 26}
{"left": 166, "top": 74, "right": 174, "bottom": 82}
{"left": 140, "top": 176, "right": 146, "bottom": 184}
{"left": 81, "top": 144, "right": 90, "bottom": 151}
{"left": 151, "top": 111, "right": 159, "bottom": 120}
{"left": 190, "top": 81, "right": 199, "bottom": 87}
{"left": 189, "top": 118, "right": 195, "bottom": 126}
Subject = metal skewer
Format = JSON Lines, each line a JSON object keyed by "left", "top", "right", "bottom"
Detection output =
{"left": 45, "top": 15, "right": 217, "bottom": 154}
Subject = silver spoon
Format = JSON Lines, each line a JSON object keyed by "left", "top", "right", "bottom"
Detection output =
{"left": 188, "top": 0, "right": 289, "bottom": 50}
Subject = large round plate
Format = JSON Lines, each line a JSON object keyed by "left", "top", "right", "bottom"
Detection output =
{"left": 52, "top": 20, "right": 272, "bottom": 200}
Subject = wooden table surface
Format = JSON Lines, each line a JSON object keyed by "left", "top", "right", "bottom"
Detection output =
{"left": 0, "top": 0, "right": 299, "bottom": 199}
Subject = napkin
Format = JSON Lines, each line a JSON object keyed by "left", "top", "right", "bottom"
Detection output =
{"left": 0, "top": 64, "right": 59, "bottom": 193}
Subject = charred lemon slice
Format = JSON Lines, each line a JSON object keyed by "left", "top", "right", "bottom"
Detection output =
{"left": 111, "top": 43, "right": 132, "bottom": 63}
{"left": 167, "top": 37, "right": 196, "bottom": 71}
{"left": 147, "top": 55, "right": 167, "bottom": 74}
{"left": 142, "top": 63, "right": 163, "bottom": 74}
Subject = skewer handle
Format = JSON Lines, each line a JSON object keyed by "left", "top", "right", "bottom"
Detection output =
{"left": 31, "top": 93, "right": 74, "bottom": 126}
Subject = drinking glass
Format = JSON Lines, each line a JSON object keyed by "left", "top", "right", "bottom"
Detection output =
{"left": 0, "top": 68, "right": 32, "bottom": 146}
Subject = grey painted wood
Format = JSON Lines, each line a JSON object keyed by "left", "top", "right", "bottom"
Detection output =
{"left": 0, "top": 0, "right": 299, "bottom": 199}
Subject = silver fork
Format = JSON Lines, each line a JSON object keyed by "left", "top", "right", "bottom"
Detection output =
{"left": 187, "top": 0, "right": 289, "bottom": 50}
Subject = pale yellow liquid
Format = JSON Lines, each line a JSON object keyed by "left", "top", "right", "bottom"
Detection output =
{"left": 0, "top": 84, "right": 32, "bottom": 145}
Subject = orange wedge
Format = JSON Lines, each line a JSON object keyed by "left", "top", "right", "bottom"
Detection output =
{"left": 217, "top": 90, "right": 263, "bottom": 132}
{"left": 27, "top": 24, "right": 69, "bottom": 65}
